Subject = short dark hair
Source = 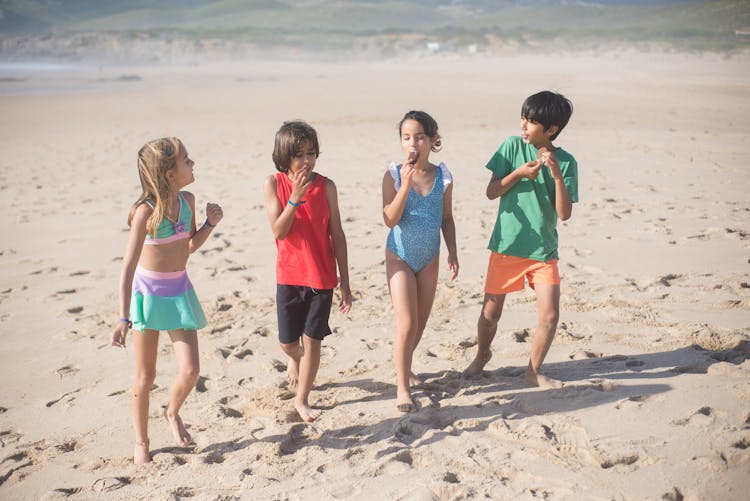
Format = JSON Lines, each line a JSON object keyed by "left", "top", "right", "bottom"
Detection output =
{"left": 398, "top": 110, "right": 442, "bottom": 152}
{"left": 272, "top": 120, "right": 320, "bottom": 172}
{"left": 521, "top": 91, "right": 573, "bottom": 141}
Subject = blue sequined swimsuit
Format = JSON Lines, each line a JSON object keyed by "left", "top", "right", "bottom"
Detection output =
{"left": 386, "top": 162, "right": 451, "bottom": 273}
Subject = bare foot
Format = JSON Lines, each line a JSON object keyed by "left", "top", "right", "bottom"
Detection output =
{"left": 287, "top": 357, "right": 300, "bottom": 390}
{"left": 294, "top": 401, "right": 321, "bottom": 422}
{"left": 164, "top": 408, "right": 193, "bottom": 447}
{"left": 409, "top": 372, "right": 423, "bottom": 387}
{"left": 525, "top": 370, "right": 563, "bottom": 389}
{"left": 134, "top": 440, "right": 151, "bottom": 465}
{"left": 395, "top": 391, "right": 416, "bottom": 413}
{"left": 463, "top": 350, "right": 492, "bottom": 377}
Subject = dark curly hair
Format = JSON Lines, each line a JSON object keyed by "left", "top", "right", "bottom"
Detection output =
{"left": 398, "top": 110, "right": 442, "bottom": 152}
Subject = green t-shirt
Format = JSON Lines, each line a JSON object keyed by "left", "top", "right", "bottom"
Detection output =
{"left": 486, "top": 136, "right": 578, "bottom": 261}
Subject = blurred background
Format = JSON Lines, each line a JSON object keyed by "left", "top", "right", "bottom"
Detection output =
{"left": 1, "top": 0, "right": 749, "bottom": 64}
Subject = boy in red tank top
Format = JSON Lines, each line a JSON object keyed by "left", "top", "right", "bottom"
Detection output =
{"left": 262, "top": 121, "right": 352, "bottom": 422}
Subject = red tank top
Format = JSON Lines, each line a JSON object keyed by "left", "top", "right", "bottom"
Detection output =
{"left": 275, "top": 172, "right": 338, "bottom": 289}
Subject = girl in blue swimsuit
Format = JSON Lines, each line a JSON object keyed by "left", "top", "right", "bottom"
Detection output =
{"left": 382, "top": 111, "right": 459, "bottom": 413}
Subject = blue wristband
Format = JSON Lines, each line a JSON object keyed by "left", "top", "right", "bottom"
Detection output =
{"left": 287, "top": 199, "right": 306, "bottom": 207}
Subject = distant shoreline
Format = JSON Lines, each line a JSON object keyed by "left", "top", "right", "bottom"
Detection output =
{"left": 1, "top": 31, "right": 748, "bottom": 66}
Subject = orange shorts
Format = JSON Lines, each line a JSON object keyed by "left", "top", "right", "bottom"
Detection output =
{"left": 484, "top": 252, "right": 560, "bottom": 294}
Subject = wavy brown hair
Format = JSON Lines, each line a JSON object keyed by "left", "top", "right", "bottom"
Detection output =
{"left": 128, "top": 137, "right": 184, "bottom": 236}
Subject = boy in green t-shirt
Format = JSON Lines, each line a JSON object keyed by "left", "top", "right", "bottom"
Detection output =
{"left": 464, "top": 91, "right": 578, "bottom": 388}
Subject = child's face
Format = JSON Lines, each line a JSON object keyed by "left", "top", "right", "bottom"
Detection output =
{"left": 170, "top": 147, "right": 195, "bottom": 189}
{"left": 400, "top": 119, "right": 436, "bottom": 162}
{"left": 520, "top": 116, "right": 555, "bottom": 148}
{"left": 288, "top": 140, "right": 317, "bottom": 174}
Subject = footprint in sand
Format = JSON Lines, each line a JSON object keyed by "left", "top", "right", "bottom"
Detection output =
{"left": 253, "top": 326, "right": 269, "bottom": 338}
{"left": 0, "top": 430, "right": 22, "bottom": 447}
{"left": 169, "top": 487, "right": 196, "bottom": 498}
{"left": 662, "top": 488, "right": 685, "bottom": 501}
{"left": 615, "top": 395, "right": 650, "bottom": 410}
{"left": 599, "top": 454, "right": 639, "bottom": 469}
{"left": 46, "top": 389, "right": 81, "bottom": 408}
{"left": 373, "top": 449, "right": 414, "bottom": 476}
{"left": 513, "top": 329, "right": 530, "bottom": 343}
{"left": 55, "top": 440, "right": 76, "bottom": 453}
{"left": 0, "top": 450, "right": 34, "bottom": 486}
{"left": 91, "top": 476, "right": 130, "bottom": 493}
{"left": 672, "top": 406, "right": 714, "bottom": 426}
{"left": 568, "top": 350, "right": 602, "bottom": 360}
{"left": 210, "top": 324, "right": 231, "bottom": 334}
{"left": 202, "top": 452, "right": 225, "bottom": 464}
{"left": 29, "top": 267, "right": 58, "bottom": 276}
{"left": 443, "top": 472, "right": 460, "bottom": 484}
{"left": 339, "top": 358, "right": 375, "bottom": 377}
{"left": 55, "top": 365, "right": 79, "bottom": 378}
{"left": 587, "top": 379, "right": 617, "bottom": 392}
{"left": 52, "top": 487, "right": 84, "bottom": 496}
{"left": 278, "top": 424, "right": 309, "bottom": 456}
{"left": 216, "top": 343, "right": 254, "bottom": 360}
{"left": 195, "top": 376, "right": 209, "bottom": 393}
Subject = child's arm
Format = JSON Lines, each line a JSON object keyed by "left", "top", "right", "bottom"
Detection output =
{"left": 263, "top": 170, "right": 311, "bottom": 239}
{"left": 111, "top": 204, "right": 149, "bottom": 348}
{"left": 441, "top": 181, "right": 459, "bottom": 281}
{"left": 185, "top": 192, "right": 223, "bottom": 253}
{"left": 382, "top": 163, "right": 415, "bottom": 227}
{"left": 486, "top": 161, "right": 542, "bottom": 200}
{"left": 541, "top": 152, "right": 573, "bottom": 221}
{"left": 326, "top": 179, "right": 352, "bottom": 313}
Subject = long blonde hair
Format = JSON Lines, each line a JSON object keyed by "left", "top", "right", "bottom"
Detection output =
{"left": 128, "top": 137, "right": 184, "bottom": 236}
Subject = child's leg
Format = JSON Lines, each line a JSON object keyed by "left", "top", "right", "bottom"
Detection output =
{"left": 132, "top": 329, "right": 159, "bottom": 464}
{"left": 525, "top": 283, "right": 562, "bottom": 388}
{"left": 386, "top": 250, "right": 419, "bottom": 411}
{"left": 464, "top": 293, "right": 506, "bottom": 376}
{"left": 295, "top": 334, "right": 322, "bottom": 422}
{"left": 280, "top": 340, "right": 303, "bottom": 388}
{"left": 411, "top": 256, "right": 440, "bottom": 385}
{"left": 166, "top": 329, "right": 200, "bottom": 446}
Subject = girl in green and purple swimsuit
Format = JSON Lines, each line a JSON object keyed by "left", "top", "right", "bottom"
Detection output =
{"left": 111, "top": 137, "right": 223, "bottom": 465}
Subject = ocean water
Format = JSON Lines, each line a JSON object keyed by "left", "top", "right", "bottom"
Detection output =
{"left": 0, "top": 62, "right": 74, "bottom": 73}
{"left": 0, "top": 61, "right": 140, "bottom": 96}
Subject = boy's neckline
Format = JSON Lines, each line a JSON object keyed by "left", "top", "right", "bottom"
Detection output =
{"left": 529, "top": 141, "right": 557, "bottom": 152}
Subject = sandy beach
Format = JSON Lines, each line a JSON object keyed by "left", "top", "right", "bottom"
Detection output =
{"left": 1, "top": 48, "right": 749, "bottom": 499}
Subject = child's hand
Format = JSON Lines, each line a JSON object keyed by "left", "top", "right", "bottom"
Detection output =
{"left": 519, "top": 160, "right": 542, "bottom": 180}
{"left": 289, "top": 167, "right": 312, "bottom": 202}
{"left": 206, "top": 203, "right": 223, "bottom": 227}
{"left": 400, "top": 163, "right": 416, "bottom": 190}
{"left": 111, "top": 322, "right": 129, "bottom": 348}
{"left": 447, "top": 254, "right": 459, "bottom": 281}
{"left": 539, "top": 150, "right": 562, "bottom": 180}
{"left": 339, "top": 285, "right": 352, "bottom": 314}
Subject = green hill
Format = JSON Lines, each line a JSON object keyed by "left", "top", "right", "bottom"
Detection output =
{"left": 1, "top": 0, "right": 749, "bottom": 52}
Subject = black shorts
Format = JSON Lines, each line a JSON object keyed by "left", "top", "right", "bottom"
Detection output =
{"left": 276, "top": 285, "right": 333, "bottom": 344}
